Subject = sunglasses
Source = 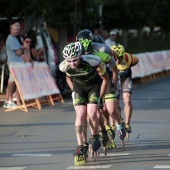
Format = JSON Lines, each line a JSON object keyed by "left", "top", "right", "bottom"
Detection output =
{"left": 25, "top": 40, "right": 31, "bottom": 44}
{"left": 66, "top": 59, "right": 78, "bottom": 63}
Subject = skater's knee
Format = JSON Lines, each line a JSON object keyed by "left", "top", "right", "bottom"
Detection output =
{"left": 75, "top": 125, "right": 86, "bottom": 134}
{"left": 88, "top": 114, "right": 97, "bottom": 122}
{"left": 117, "top": 105, "right": 121, "bottom": 112}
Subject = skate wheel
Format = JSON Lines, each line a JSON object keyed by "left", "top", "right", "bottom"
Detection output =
{"left": 103, "top": 147, "right": 107, "bottom": 156}
{"left": 94, "top": 152, "right": 96, "bottom": 162}
{"left": 112, "top": 141, "right": 116, "bottom": 149}
{"left": 88, "top": 145, "right": 93, "bottom": 158}
{"left": 84, "top": 154, "right": 88, "bottom": 162}
{"left": 74, "top": 156, "right": 80, "bottom": 166}
{"left": 125, "top": 132, "right": 129, "bottom": 140}
{"left": 121, "top": 140, "right": 126, "bottom": 150}
{"left": 97, "top": 151, "right": 100, "bottom": 158}
{"left": 89, "top": 148, "right": 94, "bottom": 159}
{"left": 74, "top": 155, "right": 86, "bottom": 166}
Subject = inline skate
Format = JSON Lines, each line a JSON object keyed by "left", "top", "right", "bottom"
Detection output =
{"left": 73, "top": 146, "right": 87, "bottom": 166}
{"left": 125, "top": 123, "right": 132, "bottom": 140}
{"left": 105, "top": 125, "right": 116, "bottom": 149}
{"left": 89, "top": 134, "right": 101, "bottom": 161}
{"left": 99, "top": 128, "right": 108, "bottom": 156}
{"left": 117, "top": 125, "right": 126, "bottom": 150}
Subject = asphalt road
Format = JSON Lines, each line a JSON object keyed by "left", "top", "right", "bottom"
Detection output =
{"left": 0, "top": 75, "right": 170, "bottom": 170}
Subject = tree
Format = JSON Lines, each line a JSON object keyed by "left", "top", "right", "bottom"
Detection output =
{"left": 1, "top": 0, "right": 169, "bottom": 53}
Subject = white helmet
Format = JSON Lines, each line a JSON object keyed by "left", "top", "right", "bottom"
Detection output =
{"left": 63, "top": 42, "right": 82, "bottom": 59}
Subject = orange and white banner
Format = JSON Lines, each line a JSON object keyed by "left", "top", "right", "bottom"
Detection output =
{"left": 10, "top": 62, "right": 60, "bottom": 100}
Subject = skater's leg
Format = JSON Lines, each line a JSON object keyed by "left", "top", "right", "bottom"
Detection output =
{"left": 83, "top": 118, "right": 88, "bottom": 143}
{"left": 87, "top": 103, "right": 101, "bottom": 151}
{"left": 75, "top": 105, "right": 87, "bottom": 146}
{"left": 123, "top": 92, "right": 132, "bottom": 133}
{"left": 87, "top": 103, "right": 99, "bottom": 135}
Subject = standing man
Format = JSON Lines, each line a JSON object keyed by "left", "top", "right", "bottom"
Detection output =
{"left": 3, "top": 22, "right": 24, "bottom": 108}
{"left": 105, "top": 30, "right": 117, "bottom": 47}
{"left": 59, "top": 42, "right": 109, "bottom": 159}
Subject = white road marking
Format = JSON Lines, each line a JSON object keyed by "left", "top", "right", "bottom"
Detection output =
{"left": 66, "top": 165, "right": 112, "bottom": 169}
{"left": 100, "top": 153, "right": 130, "bottom": 157}
{"left": 12, "top": 154, "right": 52, "bottom": 157}
{"left": 0, "top": 168, "right": 26, "bottom": 170}
{"left": 153, "top": 165, "right": 170, "bottom": 169}
{"left": 168, "top": 154, "right": 170, "bottom": 156}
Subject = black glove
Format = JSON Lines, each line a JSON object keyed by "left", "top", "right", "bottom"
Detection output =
{"left": 98, "top": 98, "right": 103, "bottom": 109}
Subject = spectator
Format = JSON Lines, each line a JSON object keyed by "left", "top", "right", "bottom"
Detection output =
{"left": 0, "top": 35, "right": 7, "bottom": 64}
{"left": 0, "top": 35, "right": 8, "bottom": 90}
{"left": 105, "top": 30, "right": 117, "bottom": 47}
{"left": 21, "top": 36, "right": 33, "bottom": 66}
{"left": 101, "top": 29, "right": 108, "bottom": 41}
{"left": 27, "top": 30, "right": 45, "bottom": 62}
{"left": 10, "top": 20, "right": 24, "bottom": 46}
{"left": 3, "top": 22, "right": 23, "bottom": 108}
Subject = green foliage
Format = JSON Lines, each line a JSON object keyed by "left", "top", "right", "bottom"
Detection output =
{"left": 44, "top": 0, "right": 75, "bottom": 28}
{"left": 1, "top": 0, "right": 169, "bottom": 34}
{"left": 0, "top": 0, "right": 25, "bottom": 19}
{"left": 0, "top": 0, "right": 169, "bottom": 53}
{"left": 155, "top": 0, "right": 170, "bottom": 33}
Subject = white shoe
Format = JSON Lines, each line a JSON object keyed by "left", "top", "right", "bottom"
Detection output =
{"left": 3, "top": 101, "right": 8, "bottom": 108}
{"left": 3, "top": 101, "right": 17, "bottom": 109}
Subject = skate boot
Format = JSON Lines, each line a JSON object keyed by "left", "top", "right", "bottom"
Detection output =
{"left": 83, "top": 142, "right": 89, "bottom": 153}
{"left": 105, "top": 125, "right": 116, "bottom": 149}
{"left": 88, "top": 136, "right": 93, "bottom": 158}
{"left": 83, "top": 142, "right": 89, "bottom": 161}
{"left": 91, "top": 134, "right": 101, "bottom": 151}
{"left": 120, "top": 118, "right": 125, "bottom": 127}
{"left": 90, "top": 134, "right": 100, "bottom": 161}
{"left": 125, "top": 123, "right": 132, "bottom": 133}
{"left": 73, "top": 146, "right": 86, "bottom": 166}
{"left": 99, "top": 128, "right": 108, "bottom": 156}
{"left": 117, "top": 125, "right": 126, "bottom": 150}
{"left": 117, "top": 125, "right": 126, "bottom": 140}
{"left": 111, "top": 125, "right": 116, "bottom": 132}
{"left": 99, "top": 128, "right": 108, "bottom": 146}
{"left": 125, "top": 123, "right": 131, "bottom": 140}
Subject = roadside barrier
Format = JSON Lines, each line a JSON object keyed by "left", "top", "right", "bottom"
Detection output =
{"left": 132, "top": 50, "right": 170, "bottom": 84}
{"left": 4, "top": 62, "right": 64, "bottom": 112}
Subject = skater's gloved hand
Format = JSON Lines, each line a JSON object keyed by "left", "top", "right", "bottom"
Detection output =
{"left": 98, "top": 98, "right": 103, "bottom": 109}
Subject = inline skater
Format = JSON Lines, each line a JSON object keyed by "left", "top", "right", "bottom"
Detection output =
{"left": 110, "top": 43, "right": 139, "bottom": 137}
{"left": 76, "top": 29, "right": 93, "bottom": 41}
{"left": 80, "top": 38, "right": 126, "bottom": 149}
{"left": 59, "top": 42, "right": 109, "bottom": 165}
{"left": 76, "top": 30, "right": 124, "bottom": 149}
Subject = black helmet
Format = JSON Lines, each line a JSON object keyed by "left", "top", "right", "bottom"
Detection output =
{"left": 76, "top": 29, "right": 93, "bottom": 41}
{"left": 92, "top": 35, "right": 105, "bottom": 44}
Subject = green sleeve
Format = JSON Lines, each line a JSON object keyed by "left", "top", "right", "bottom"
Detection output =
{"left": 94, "top": 51, "right": 111, "bottom": 63}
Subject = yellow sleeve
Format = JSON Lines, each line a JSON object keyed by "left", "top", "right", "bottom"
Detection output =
{"left": 96, "top": 62, "right": 107, "bottom": 77}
